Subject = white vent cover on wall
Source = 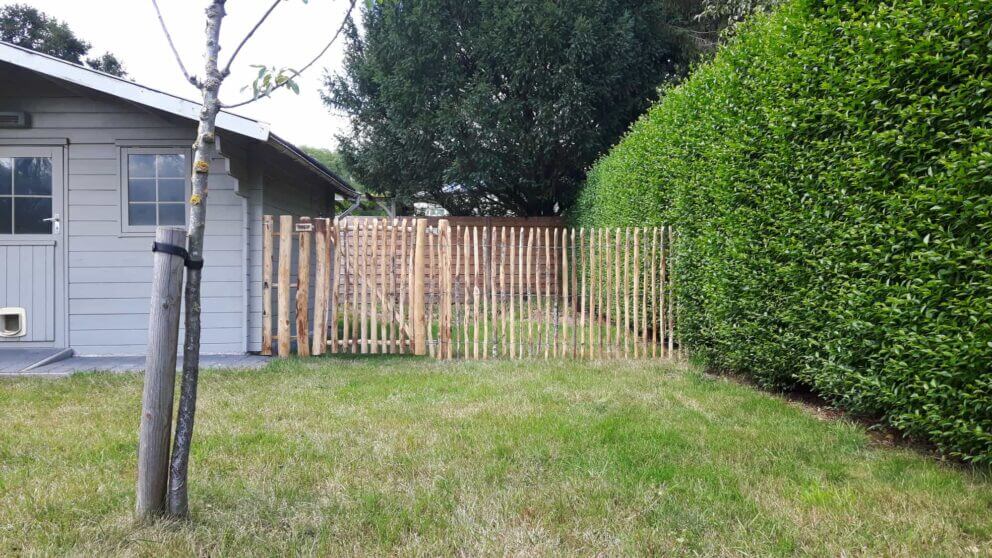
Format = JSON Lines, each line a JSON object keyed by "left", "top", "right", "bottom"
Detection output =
{"left": 0, "top": 111, "right": 30, "bottom": 128}
{"left": 0, "top": 307, "right": 27, "bottom": 337}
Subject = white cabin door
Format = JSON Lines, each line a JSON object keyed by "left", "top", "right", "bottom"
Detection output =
{"left": 0, "top": 146, "right": 65, "bottom": 347}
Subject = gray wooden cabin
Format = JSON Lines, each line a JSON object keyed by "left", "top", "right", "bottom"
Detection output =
{"left": 0, "top": 42, "right": 358, "bottom": 357}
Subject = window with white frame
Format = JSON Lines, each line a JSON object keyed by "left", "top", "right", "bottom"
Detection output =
{"left": 0, "top": 156, "right": 54, "bottom": 234}
{"left": 120, "top": 147, "right": 189, "bottom": 232}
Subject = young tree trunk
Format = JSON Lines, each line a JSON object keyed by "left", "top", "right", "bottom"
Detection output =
{"left": 167, "top": 0, "right": 226, "bottom": 518}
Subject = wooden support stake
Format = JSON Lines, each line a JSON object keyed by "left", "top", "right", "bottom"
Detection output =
{"left": 136, "top": 226, "right": 186, "bottom": 518}
{"left": 588, "top": 228, "right": 596, "bottom": 359}
{"left": 312, "top": 218, "right": 330, "bottom": 356}
{"left": 277, "top": 215, "right": 293, "bottom": 357}
{"left": 261, "top": 215, "right": 274, "bottom": 355}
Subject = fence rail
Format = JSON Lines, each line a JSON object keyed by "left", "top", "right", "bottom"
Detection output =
{"left": 261, "top": 216, "right": 676, "bottom": 360}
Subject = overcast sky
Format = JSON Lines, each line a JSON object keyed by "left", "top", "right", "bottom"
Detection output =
{"left": 4, "top": 0, "right": 355, "bottom": 148}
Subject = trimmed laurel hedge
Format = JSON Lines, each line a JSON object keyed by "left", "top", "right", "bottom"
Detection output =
{"left": 573, "top": 0, "right": 992, "bottom": 462}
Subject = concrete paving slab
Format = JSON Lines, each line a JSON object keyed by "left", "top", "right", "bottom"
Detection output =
{"left": 1, "top": 354, "right": 270, "bottom": 377}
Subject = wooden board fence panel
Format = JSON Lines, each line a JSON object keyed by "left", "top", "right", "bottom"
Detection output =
{"left": 260, "top": 215, "right": 678, "bottom": 360}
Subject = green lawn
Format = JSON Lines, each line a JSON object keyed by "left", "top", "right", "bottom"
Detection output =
{"left": 1, "top": 357, "right": 990, "bottom": 556}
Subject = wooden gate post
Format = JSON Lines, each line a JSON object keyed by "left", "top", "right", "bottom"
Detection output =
{"left": 277, "top": 215, "right": 293, "bottom": 357}
{"left": 136, "top": 226, "right": 186, "bottom": 518}
{"left": 438, "top": 220, "right": 452, "bottom": 359}
{"left": 412, "top": 218, "right": 428, "bottom": 355}
{"left": 296, "top": 217, "right": 312, "bottom": 357}
{"left": 261, "top": 215, "right": 274, "bottom": 355}
{"left": 312, "top": 218, "right": 330, "bottom": 356}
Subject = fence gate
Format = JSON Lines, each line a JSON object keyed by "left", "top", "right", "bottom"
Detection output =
{"left": 261, "top": 216, "right": 676, "bottom": 360}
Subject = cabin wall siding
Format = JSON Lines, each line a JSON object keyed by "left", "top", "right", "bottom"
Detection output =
{"left": 0, "top": 64, "right": 247, "bottom": 355}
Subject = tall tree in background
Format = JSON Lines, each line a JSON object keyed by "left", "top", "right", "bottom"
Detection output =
{"left": 325, "top": 0, "right": 697, "bottom": 216}
{"left": 0, "top": 4, "right": 127, "bottom": 77}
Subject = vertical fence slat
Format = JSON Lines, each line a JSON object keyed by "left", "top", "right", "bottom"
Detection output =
{"left": 579, "top": 228, "right": 586, "bottom": 359}
{"left": 632, "top": 228, "right": 640, "bottom": 359}
{"left": 439, "top": 220, "right": 451, "bottom": 359}
{"left": 543, "top": 227, "right": 551, "bottom": 359}
{"left": 509, "top": 227, "right": 520, "bottom": 358}
{"left": 534, "top": 228, "right": 542, "bottom": 358}
{"left": 651, "top": 227, "right": 658, "bottom": 358}
{"left": 472, "top": 226, "right": 480, "bottom": 360}
{"left": 271, "top": 218, "right": 675, "bottom": 362}
{"left": 277, "top": 215, "right": 292, "bottom": 357}
{"left": 412, "top": 219, "right": 427, "bottom": 355}
{"left": 561, "top": 228, "right": 569, "bottom": 359}
{"left": 341, "top": 221, "right": 350, "bottom": 352}
{"left": 500, "top": 226, "right": 508, "bottom": 358}
{"left": 668, "top": 226, "right": 675, "bottom": 358}
{"left": 330, "top": 221, "right": 340, "bottom": 353}
{"left": 526, "top": 228, "right": 535, "bottom": 357}
{"left": 296, "top": 217, "right": 312, "bottom": 357}
{"left": 312, "top": 218, "right": 330, "bottom": 356}
{"left": 604, "top": 227, "right": 612, "bottom": 356}
{"left": 369, "top": 220, "right": 380, "bottom": 354}
{"left": 261, "top": 215, "right": 274, "bottom": 355}
{"left": 489, "top": 227, "right": 496, "bottom": 359}
{"left": 397, "top": 220, "right": 407, "bottom": 354}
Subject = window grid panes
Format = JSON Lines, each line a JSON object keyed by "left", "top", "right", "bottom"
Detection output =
{"left": 127, "top": 153, "right": 186, "bottom": 227}
{"left": 0, "top": 157, "right": 53, "bottom": 235}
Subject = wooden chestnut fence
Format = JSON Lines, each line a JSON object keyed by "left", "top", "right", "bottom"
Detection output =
{"left": 261, "top": 216, "right": 676, "bottom": 360}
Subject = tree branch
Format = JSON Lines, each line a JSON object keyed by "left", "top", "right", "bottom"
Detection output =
{"left": 150, "top": 0, "right": 200, "bottom": 88}
{"left": 219, "top": 0, "right": 282, "bottom": 77}
{"left": 221, "top": 0, "right": 356, "bottom": 109}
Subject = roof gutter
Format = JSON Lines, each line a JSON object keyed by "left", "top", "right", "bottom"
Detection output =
{"left": 267, "top": 133, "right": 360, "bottom": 198}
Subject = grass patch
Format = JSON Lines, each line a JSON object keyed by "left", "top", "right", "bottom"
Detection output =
{"left": 1, "top": 357, "right": 990, "bottom": 555}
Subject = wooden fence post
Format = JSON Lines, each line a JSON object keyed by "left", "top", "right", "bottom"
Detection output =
{"left": 277, "top": 215, "right": 293, "bottom": 357}
{"left": 136, "top": 226, "right": 186, "bottom": 518}
{"left": 312, "top": 218, "right": 330, "bottom": 356}
{"left": 296, "top": 217, "right": 312, "bottom": 357}
{"left": 261, "top": 215, "right": 273, "bottom": 355}
{"left": 412, "top": 218, "right": 428, "bottom": 355}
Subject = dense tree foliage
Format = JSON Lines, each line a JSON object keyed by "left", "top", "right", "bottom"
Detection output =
{"left": 325, "top": 0, "right": 698, "bottom": 216}
{"left": 0, "top": 4, "right": 126, "bottom": 77}
{"left": 574, "top": 0, "right": 992, "bottom": 462}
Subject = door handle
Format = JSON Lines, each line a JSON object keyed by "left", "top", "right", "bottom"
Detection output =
{"left": 42, "top": 213, "right": 60, "bottom": 234}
